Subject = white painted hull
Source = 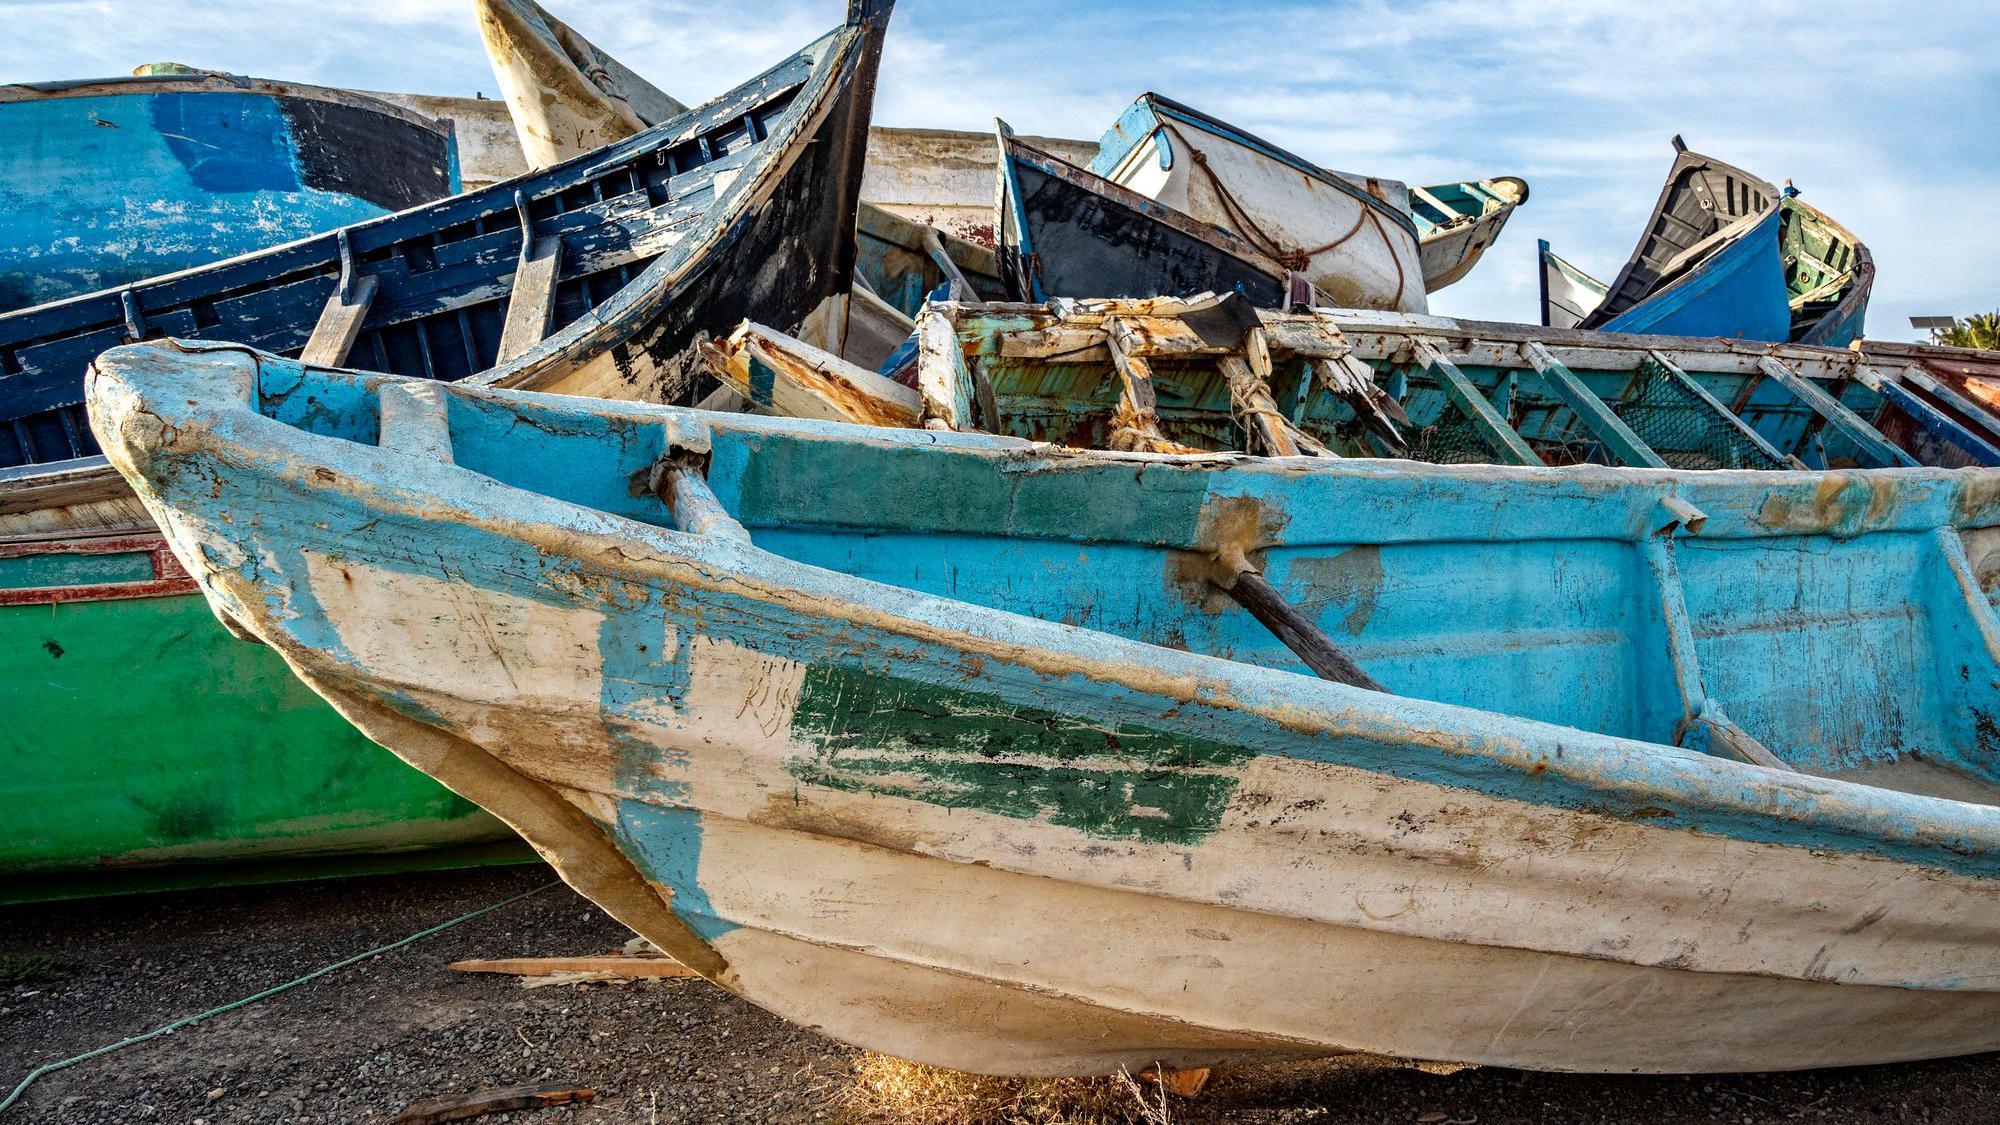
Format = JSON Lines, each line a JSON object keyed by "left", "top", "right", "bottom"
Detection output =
{"left": 1415, "top": 178, "right": 1527, "bottom": 292}
{"left": 252, "top": 565, "right": 2000, "bottom": 1076}
{"left": 1104, "top": 121, "right": 1425, "bottom": 313}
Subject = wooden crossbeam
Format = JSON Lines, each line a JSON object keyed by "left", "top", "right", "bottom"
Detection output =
{"left": 300, "top": 275, "right": 378, "bottom": 368}
{"left": 1415, "top": 342, "right": 1541, "bottom": 466}
{"left": 497, "top": 236, "right": 564, "bottom": 364}
{"left": 1521, "top": 341, "right": 1668, "bottom": 468}
{"left": 375, "top": 381, "right": 453, "bottom": 465}
{"left": 1754, "top": 357, "right": 1916, "bottom": 469}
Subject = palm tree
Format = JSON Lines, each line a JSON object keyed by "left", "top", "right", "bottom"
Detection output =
{"left": 1942, "top": 312, "right": 2000, "bottom": 350}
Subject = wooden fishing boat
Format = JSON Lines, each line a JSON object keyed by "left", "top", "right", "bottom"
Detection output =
{"left": 1090, "top": 93, "right": 1425, "bottom": 312}
{"left": 709, "top": 296, "right": 2000, "bottom": 470}
{"left": 1539, "top": 140, "right": 1872, "bottom": 346}
{"left": 363, "top": 89, "right": 528, "bottom": 191}
{"left": 92, "top": 336, "right": 2000, "bottom": 1074}
{"left": 1411, "top": 177, "right": 1527, "bottom": 291}
{"left": 998, "top": 128, "right": 1294, "bottom": 309}
{"left": 0, "top": 458, "right": 523, "bottom": 902}
{"left": 0, "top": 1, "right": 889, "bottom": 469}
{"left": 0, "top": 67, "right": 460, "bottom": 314}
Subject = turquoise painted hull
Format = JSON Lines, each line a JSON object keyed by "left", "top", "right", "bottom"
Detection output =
{"left": 0, "top": 76, "right": 460, "bottom": 313}
{"left": 88, "top": 338, "right": 2000, "bottom": 1074}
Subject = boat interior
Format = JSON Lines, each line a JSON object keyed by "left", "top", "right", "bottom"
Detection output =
{"left": 952, "top": 311, "right": 2000, "bottom": 472}
{"left": 1408, "top": 178, "right": 1527, "bottom": 238}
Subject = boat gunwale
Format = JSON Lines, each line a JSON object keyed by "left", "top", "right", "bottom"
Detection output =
{"left": 0, "top": 72, "right": 458, "bottom": 137}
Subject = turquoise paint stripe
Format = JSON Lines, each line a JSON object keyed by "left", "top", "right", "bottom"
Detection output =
{"left": 0, "top": 551, "right": 152, "bottom": 590}
{"left": 609, "top": 801, "right": 738, "bottom": 941}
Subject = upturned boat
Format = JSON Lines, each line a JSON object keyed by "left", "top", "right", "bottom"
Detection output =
{"left": 708, "top": 296, "right": 2000, "bottom": 470}
{"left": 0, "top": 0, "right": 888, "bottom": 469}
{"left": 93, "top": 334, "right": 2000, "bottom": 1075}
{"left": 1410, "top": 177, "right": 1528, "bottom": 291}
{"left": 1090, "top": 93, "right": 1426, "bottom": 312}
{"left": 0, "top": 68, "right": 460, "bottom": 313}
{"left": 1539, "top": 139, "right": 1872, "bottom": 346}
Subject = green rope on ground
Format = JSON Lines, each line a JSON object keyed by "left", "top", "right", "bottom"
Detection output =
{"left": 0, "top": 879, "right": 561, "bottom": 1115}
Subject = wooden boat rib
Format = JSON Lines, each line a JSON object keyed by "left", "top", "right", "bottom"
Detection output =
{"left": 1410, "top": 176, "right": 1528, "bottom": 292}
{"left": 710, "top": 297, "right": 2000, "bottom": 471}
{"left": 91, "top": 337, "right": 2000, "bottom": 1074}
{"left": 0, "top": 0, "right": 891, "bottom": 469}
{"left": 0, "top": 68, "right": 460, "bottom": 314}
{"left": 1090, "top": 93, "right": 1426, "bottom": 312}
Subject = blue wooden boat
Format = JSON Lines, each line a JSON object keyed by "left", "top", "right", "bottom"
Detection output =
{"left": 91, "top": 335, "right": 2000, "bottom": 1075}
{"left": 1539, "top": 140, "right": 1872, "bottom": 346}
{"left": 709, "top": 296, "right": 2000, "bottom": 471}
{"left": 0, "top": 0, "right": 890, "bottom": 469}
{"left": 0, "top": 68, "right": 461, "bottom": 314}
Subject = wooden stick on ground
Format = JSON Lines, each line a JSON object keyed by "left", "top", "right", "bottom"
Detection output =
{"left": 448, "top": 954, "right": 698, "bottom": 980}
{"left": 390, "top": 1082, "right": 595, "bottom": 1124}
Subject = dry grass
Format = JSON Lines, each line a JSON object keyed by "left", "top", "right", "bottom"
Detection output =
{"left": 833, "top": 1053, "right": 1180, "bottom": 1125}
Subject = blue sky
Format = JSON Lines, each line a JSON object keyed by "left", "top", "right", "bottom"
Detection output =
{"left": 2, "top": 0, "right": 1993, "bottom": 338}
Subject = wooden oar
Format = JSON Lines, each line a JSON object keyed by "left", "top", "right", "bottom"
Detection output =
{"left": 1206, "top": 551, "right": 1386, "bottom": 693}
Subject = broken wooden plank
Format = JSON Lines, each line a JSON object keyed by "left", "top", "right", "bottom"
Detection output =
{"left": 496, "top": 237, "right": 563, "bottom": 364}
{"left": 448, "top": 955, "right": 698, "bottom": 980}
{"left": 1415, "top": 342, "right": 1541, "bottom": 466}
{"left": 1753, "top": 356, "right": 1916, "bottom": 468}
{"left": 914, "top": 307, "right": 974, "bottom": 430}
{"left": 299, "top": 275, "right": 379, "bottom": 368}
{"left": 1520, "top": 341, "right": 1668, "bottom": 468}
{"left": 390, "top": 1082, "right": 595, "bottom": 1125}
{"left": 702, "top": 323, "right": 920, "bottom": 428}
{"left": 1103, "top": 317, "right": 1197, "bottom": 454}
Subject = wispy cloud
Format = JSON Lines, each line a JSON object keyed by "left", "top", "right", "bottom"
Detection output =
{"left": 0, "top": 0, "right": 1991, "bottom": 333}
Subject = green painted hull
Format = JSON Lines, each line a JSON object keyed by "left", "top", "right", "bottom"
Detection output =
{"left": 0, "top": 585, "right": 524, "bottom": 901}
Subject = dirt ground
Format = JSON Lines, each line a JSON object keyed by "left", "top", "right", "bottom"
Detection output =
{"left": 4, "top": 864, "right": 1998, "bottom": 1124}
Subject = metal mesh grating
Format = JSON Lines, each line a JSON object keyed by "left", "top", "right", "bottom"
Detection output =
{"left": 1612, "top": 358, "right": 1786, "bottom": 470}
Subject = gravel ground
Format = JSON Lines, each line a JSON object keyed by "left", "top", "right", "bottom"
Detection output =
{"left": 3, "top": 865, "right": 1998, "bottom": 1124}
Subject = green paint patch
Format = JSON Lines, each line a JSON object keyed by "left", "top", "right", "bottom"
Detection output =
{"left": 786, "top": 664, "right": 1251, "bottom": 845}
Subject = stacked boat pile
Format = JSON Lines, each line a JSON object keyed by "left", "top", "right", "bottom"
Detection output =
{"left": 9, "top": 0, "right": 2000, "bottom": 1080}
